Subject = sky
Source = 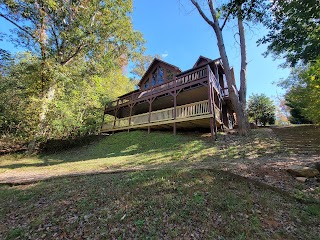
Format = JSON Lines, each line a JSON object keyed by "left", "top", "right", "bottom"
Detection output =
{"left": 0, "top": 0, "right": 291, "bottom": 101}
{"left": 131, "top": 0, "right": 291, "bottom": 100}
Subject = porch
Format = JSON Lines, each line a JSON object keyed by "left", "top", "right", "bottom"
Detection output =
{"left": 101, "top": 100, "right": 222, "bottom": 132}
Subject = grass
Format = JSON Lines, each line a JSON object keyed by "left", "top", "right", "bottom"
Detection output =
{"left": 0, "top": 129, "right": 282, "bottom": 181}
{"left": 0, "top": 169, "right": 319, "bottom": 239}
{"left": 0, "top": 127, "right": 319, "bottom": 239}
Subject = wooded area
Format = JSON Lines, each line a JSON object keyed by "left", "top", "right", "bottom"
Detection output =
{"left": 0, "top": 0, "right": 319, "bottom": 151}
{"left": 0, "top": 1, "right": 319, "bottom": 239}
{"left": 0, "top": 0, "right": 143, "bottom": 151}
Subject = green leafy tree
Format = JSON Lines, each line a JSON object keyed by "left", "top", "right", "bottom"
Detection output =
{"left": 0, "top": 52, "right": 135, "bottom": 140}
{"left": 260, "top": 0, "right": 320, "bottom": 66}
{"left": 130, "top": 54, "right": 162, "bottom": 79}
{"left": 247, "top": 94, "right": 276, "bottom": 126}
{"left": 0, "top": 0, "right": 143, "bottom": 149}
{"left": 280, "top": 59, "right": 320, "bottom": 124}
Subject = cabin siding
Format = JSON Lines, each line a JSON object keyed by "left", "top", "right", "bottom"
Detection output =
{"left": 102, "top": 56, "right": 236, "bottom": 138}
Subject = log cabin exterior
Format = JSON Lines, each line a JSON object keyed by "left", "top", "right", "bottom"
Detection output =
{"left": 101, "top": 56, "right": 237, "bottom": 139}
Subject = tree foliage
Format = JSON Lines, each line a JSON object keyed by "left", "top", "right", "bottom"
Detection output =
{"left": 0, "top": 52, "right": 135, "bottom": 140}
{"left": 0, "top": 0, "right": 143, "bottom": 66}
{"left": 247, "top": 94, "right": 276, "bottom": 126}
{"left": 260, "top": 0, "right": 320, "bottom": 66}
{"left": 130, "top": 54, "right": 162, "bottom": 79}
{"left": 0, "top": 0, "right": 143, "bottom": 145}
{"left": 280, "top": 59, "right": 320, "bottom": 124}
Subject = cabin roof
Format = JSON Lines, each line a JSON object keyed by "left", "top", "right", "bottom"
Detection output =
{"left": 137, "top": 58, "right": 182, "bottom": 87}
{"left": 193, "top": 55, "right": 214, "bottom": 68}
{"left": 176, "top": 57, "right": 222, "bottom": 76}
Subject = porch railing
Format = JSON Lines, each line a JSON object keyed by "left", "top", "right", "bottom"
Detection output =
{"left": 102, "top": 100, "right": 212, "bottom": 131}
{"left": 107, "top": 65, "right": 209, "bottom": 108}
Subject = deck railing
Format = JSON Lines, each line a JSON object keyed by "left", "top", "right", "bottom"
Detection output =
{"left": 208, "top": 66, "right": 224, "bottom": 97}
{"left": 107, "top": 66, "right": 209, "bottom": 109}
{"left": 102, "top": 100, "right": 212, "bottom": 131}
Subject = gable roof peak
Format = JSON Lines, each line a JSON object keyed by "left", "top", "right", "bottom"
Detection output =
{"left": 138, "top": 58, "right": 182, "bottom": 87}
{"left": 193, "top": 55, "right": 214, "bottom": 68}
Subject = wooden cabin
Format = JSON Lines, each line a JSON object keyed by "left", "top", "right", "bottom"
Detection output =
{"left": 101, "top": 56, "right": 236, "bottom": 139}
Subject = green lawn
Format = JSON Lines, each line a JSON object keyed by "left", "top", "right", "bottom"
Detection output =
{"left": 1, "top": 169, "right": 319, "bottom": 239}
{"left": 1, "top": 129, "right": 319, "bottom": 239}
{"left": 0, "top": 129, "right": 282, "bottom": 182}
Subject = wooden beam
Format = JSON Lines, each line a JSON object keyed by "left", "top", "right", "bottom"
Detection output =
{"left": 173, "top": 87, "right": 177, "bottom": 136}
{"left": 128, "top": 104, "right": 133, "bottom": 127}
{"left": 113, "top": 108, "right": 118, "bottom": 129}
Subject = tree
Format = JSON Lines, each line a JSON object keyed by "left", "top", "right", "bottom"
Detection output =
{"left": 247, "top": 94, "right": 276, "bottom": 126}
{"left": 190, "top": 0, "right": 266, "bottom": 134}
{"left": 279, "top": 59, "right": 320, "bottom": 124}
{"left": 130, "top": 54, "right": 162, "bottom": 86}
{"left": 260, "top": 0, "right": 320, "bottom": 66}
{"left": 0, "top": 52, "right": 135, "bottom": 140}
{"left": 131, "top": 54, "right": 162, "bottom": 79}
{"left": 274, "top": 95, "right": 290, "bottom": 125}
{"left": 0, "top": 0, "right": 143, "bottom": 149}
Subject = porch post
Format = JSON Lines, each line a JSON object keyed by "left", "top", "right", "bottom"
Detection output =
{"left": 148, "top": 99, "right": 152, "bottom": 134}
{"left": 173, "top": 79, "right": 177, "bottom": 135}
{"left": 128, "top": 104, "right": 133, "bottom": 133}
{"left": 212, "top": 87, "right": 218, "bottom": 140}
{"left": 208, "top": 65, "right": 217, "bottom": 140}
{"left": 113, "top": 108, "right": 118, "bottom": 130}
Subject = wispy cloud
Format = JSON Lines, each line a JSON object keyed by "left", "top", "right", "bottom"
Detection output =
{"left": 161, "top": 51, "right": 169, "bottom": 58}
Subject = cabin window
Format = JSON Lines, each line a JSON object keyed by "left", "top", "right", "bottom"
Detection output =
{"left": 144, "top": 79, "right": 150, "bottom": 89}
{"left": 158, "top": 66, "right": 164, "bottom": 84}
{"left": 152, "top": 72, "right": 157, "bottom": 86}
{"left": 167, "top": 69, "right": 173, "bottom": 81}
{"left": 144, "top": 66, "right": 165, "bottom": 89}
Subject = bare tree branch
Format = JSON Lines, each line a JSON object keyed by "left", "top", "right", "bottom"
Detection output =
{"left": 61, "top": 43, "right": 85, "bottom": 66}
{"left": 208, "top": 0, "right": 217, "bottom": 22}
{"left": 0, "top": 13, "right": 37, "bottom": 40}
{"left": 220, "top": 8, "right": 232, "bottom": 31}
{"left": 190, "top": 0, "right": 215, "bottom": 28}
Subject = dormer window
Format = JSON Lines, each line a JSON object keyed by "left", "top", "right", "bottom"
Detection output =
{"left": 152, "top": 72, "right": 157, "bottom": 86}
{"left": 158, "top": 66, "right": 164, "bottom": 84}
{"left": 150, "top": 66, "right": 164, "bottom": 88}
{"left": 144, "top": 79, "right": 150, "bottom": 89}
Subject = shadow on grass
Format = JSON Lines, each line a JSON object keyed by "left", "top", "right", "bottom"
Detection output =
{"left": 0, "top": 129, "right": 283, "bottom": 171}
{"left": 0, "top": 131, "right": 212, "bottom": 169}
{"left": 1, "top": 169, "right": 319, "bottom": 239}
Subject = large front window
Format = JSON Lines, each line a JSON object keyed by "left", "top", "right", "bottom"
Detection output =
{"left": 149, "top": 66, "right": 164, "bottom": 88}
{"left": 158, "top": 66, "right": 164, "bottom": 84}
{"left": 144, "top": 78, "right": 150, "bottom": 89}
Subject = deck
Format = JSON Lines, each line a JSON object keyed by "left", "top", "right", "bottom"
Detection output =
{"left": 101, "top": 100, "right": 222, "bottom": 132}
{"left": 105, "top": 64, "right": 229, "bottom": 112}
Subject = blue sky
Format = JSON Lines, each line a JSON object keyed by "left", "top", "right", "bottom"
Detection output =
{"left": 0, "top": 0, "right": 290, "bottom": 100}
{"left": 131, "top": 0, "right": 291, "bottom": 100}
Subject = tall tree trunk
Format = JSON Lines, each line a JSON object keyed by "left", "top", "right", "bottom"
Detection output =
{"left": 28, "top": 2, "right": 53, "bottom": 153}
{"left": 237, "top": 5, "right": 250, "bottom": 130}
{"left": 191, "top": 0, "right": 249, "bottom": 135}
{"left": 237, "top": 6, "right": 247, "bottom": 110}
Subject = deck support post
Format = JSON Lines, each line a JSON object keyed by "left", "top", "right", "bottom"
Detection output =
{"left": 147, "top": 95, "right": 154, "bottom": 134}
{"left": 208, "top": 65, "right": 218, "bottom": 141}
{"left": 112, "top": 108, "right": 119, "bottom": 132}
{"left": 173, "top": 78, "right": 177, "bottom": 135}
